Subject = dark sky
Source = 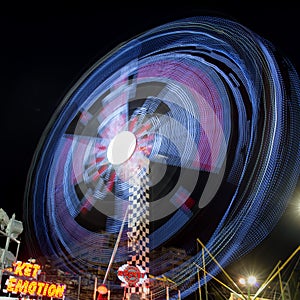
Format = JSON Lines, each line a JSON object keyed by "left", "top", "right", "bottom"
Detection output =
{"left": 1, "top": 2, "right": 299, "bottom": 286}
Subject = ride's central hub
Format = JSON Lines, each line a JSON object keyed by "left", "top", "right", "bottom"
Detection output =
{"left": 107, "top": 131, "right": 137, "bottom": 165}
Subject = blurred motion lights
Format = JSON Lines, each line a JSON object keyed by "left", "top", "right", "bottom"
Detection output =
{"left": 23, "top": 16, "right": 300, "bottom": 298}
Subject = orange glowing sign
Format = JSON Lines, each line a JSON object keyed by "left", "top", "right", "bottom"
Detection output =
{"left": 12, "top": 261, "right": 41, "bottom": 278}
{"left": 4, "top": 261, "right": 66, "bottom": 299}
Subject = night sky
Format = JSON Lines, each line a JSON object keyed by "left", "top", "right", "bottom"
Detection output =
{"left": 1, "top": 2, "right": 300, "bottom": 286}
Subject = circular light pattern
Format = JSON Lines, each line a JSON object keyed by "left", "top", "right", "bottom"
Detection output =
{"left": 24, "top": 16, "right": 300, "bottom": 298}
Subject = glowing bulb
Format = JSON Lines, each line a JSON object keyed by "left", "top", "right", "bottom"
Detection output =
{"left": 247, "top": 275, "right": 256, "bottom": 285}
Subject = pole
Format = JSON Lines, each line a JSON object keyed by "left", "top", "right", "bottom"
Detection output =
{"left": 196, "top": 241, "right": 202, "bottom": 300}
{"left": 103, "top": 206, "right": 129, "bottom": 285}
{"left": 278, "top": 266, "right": 285, "bottom": 300}
{"left": 202, "top": 247, "right": 208, "bottom": 300}
{"left": 247, "top": 285, "right": 250, "bottom": 300}
{"left": 15, "top": 240, "right": 21, "bottom": 262}
{"left": 77, "top": 275, "right": 81, "bottom": 300}
{"left": 93, "top": 276, "right": 97, "bottom": 300}
{"left": 166, "top": 285, "right": 169, "bottom": 300}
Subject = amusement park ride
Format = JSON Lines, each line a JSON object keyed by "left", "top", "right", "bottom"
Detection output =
{"left": 1, "top": 13, "right": 300, "bottom": 300}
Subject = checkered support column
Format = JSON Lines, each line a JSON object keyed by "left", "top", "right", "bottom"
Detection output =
{"left": 126, "top": 165, "right": 150, "bottom": 297}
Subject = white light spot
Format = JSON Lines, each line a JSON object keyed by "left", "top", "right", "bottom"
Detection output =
{"left": 107, "top": 131, "right": 137, "bottom": 165}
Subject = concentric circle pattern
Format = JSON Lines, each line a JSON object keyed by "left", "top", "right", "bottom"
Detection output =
{"left": 24, "top": 16, "right": 300, "bottom": 298}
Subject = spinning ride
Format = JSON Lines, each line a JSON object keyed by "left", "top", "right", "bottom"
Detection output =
{"left": 24, "top": 16, "right": 300, "bottom": 299}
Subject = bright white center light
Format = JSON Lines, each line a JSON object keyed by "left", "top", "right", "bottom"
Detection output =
{"left": 247, "top": 275, "right": 256, "bottom": 285}
{"left": 107, "top": 131, "right": 137, "bottom": 165}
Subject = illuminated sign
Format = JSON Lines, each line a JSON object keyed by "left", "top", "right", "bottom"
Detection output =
{"left": 4, "top": 261, "right": 66, "bottom": 299}
{"left": 117, "top": 264, "right": 147, "bottom": 286}
{"left": 10, "top": 261, "right": 41, "bottom": 278}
